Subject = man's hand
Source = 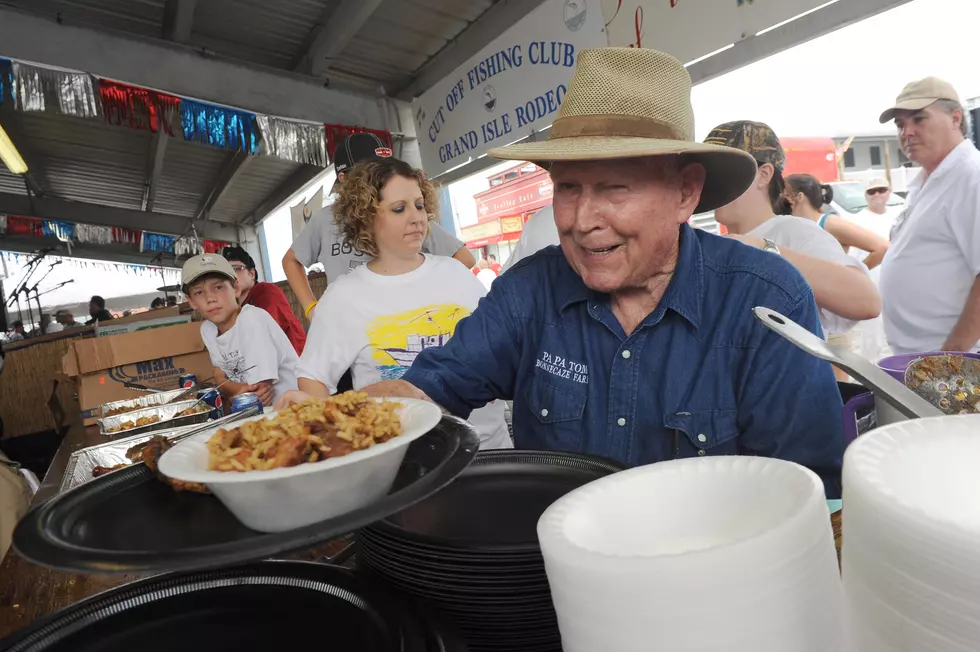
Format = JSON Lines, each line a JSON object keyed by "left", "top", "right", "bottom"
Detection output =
{"left": 275, "top": 389, "right": 314, "bottom": 410}
{"left": 362, "top": 380, "right": 431, "bottom": 401}
{"left": 244, "top": 381, "right": 275, "bottom": 407}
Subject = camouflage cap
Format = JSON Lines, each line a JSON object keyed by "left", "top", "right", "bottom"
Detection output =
{"left": 704, "top": 120, "right": 785, "bottom": 171}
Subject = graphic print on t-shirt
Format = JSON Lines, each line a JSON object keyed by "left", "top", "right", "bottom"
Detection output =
{"left": 366, "top": 304, "right": 470, "bottom": 380}
{"left": 218, "top": 349, "right": 249, "bottom": 383}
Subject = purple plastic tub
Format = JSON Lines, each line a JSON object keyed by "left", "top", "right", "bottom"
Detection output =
{"left": 842, "top": 352, "right": 980, "bottom": 443}
{"left": 877, "top": 351, "right": 980, "bottom": 382}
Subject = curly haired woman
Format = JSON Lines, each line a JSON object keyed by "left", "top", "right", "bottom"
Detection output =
{"left": 279, "top": 158, "right": 512, "bottom": 450}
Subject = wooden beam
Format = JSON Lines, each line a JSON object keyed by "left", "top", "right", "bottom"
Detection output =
{"left": 162, "top": 0, "right": 196, "bottom": 43}
{"left": 294, "top": 0, "right": 385, "bottom": 76}
{"left": 196, "top": 151, "right": 252, "bottom": 221}
{"left": 142, "top": 131, "right": 168, "bottom": 212}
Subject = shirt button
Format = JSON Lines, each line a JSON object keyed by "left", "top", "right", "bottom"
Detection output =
{"left": 617, "top": 417, "right": 626, "bottom": 427}
{"left": 541, "top": 408, "right": 549, "bottom": 418}
{"left": 621, "top": 350, "right": 631, "bottom": 359}
{"left": 698, "top": 450, "right": 706, "bottom": 456}
{"left": 697, "top": 434, "right": 707, "bottom": 443}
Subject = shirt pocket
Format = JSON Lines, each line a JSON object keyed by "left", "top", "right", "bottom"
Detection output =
{"left": 663, "top": 409, "right": 739, "bottom": 458}
{"left": 524, "top": 378, "right": 587, "bottom": 452}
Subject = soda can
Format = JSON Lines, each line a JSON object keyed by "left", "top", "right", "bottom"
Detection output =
{"left": 231, "top": 392, "right": 263, "bottom": 414}
{"left": 196, "top": 388, "right": 224, "bottom": 420}
{"left": 178, "top": 373, "right": 197, "bottom": 389}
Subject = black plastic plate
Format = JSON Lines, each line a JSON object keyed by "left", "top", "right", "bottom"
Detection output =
{"left": 13, "top": 416, "right": 479, "bottom": 574}
{"left": 0, "top": 562, "right": 465, "bottom": 652}
{"left": 367, "top": 450, "right": 625, "bottom": 552}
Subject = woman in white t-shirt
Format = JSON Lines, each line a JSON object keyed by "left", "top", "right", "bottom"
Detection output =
{"left": 279, "top": 158, "right": 512, "bottom": 450}
{"left": 784, "top": 173, "right": 890, "bottom": 270}
{"left": 705, "top": 121, "right": 880, "bottom": 342}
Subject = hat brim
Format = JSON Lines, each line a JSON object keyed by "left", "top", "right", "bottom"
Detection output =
{"left": 489, "top": 137, "right": 758, "bottom": 213}
{"left": 879, "top": 98, "right": 938, "bottom": 123}
{"left": 182, "top": 269, "right": 236, "bottom": 288}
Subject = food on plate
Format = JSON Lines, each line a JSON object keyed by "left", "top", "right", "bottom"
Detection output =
{"left": 177, "top": 404, "right": 210, "bottom": 417}
{"left": 207, "top": 392, "right": 402, "bottom": 472}
{"left": 85, "top": 435, "right": 211, "bottom": 493}
{"left": 92, "top": 463, "right": 129, "bottom": 477}
{"left": 106, "top": 414, "right": 162, "bottom": 433}
{"left": 103, "top": 404, "right": 141, "bottom": 418}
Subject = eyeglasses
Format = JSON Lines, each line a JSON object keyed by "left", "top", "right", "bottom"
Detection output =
{"left": 230, "top": 264, "right": 248, "bottom": 273}
{"left": 866, "top": 187, "right": 889, "bottom": 195}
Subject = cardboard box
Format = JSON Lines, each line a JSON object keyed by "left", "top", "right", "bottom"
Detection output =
{"left": 89, "top": 306, "right": 188, "bottom": 337}
{"left": 95, "top": 314, "right": 191, "bottom": 337}
{"left": 60, "top": 321, "right": 213, "bottom": 425}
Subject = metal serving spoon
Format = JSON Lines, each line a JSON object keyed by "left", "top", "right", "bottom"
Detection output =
{"left": 752, "top": 307, "right": 941, "bottom": 420}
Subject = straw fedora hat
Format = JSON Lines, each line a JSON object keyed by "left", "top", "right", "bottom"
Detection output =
{"left": 489, "top": 48, "right": 757, "bottom": 213}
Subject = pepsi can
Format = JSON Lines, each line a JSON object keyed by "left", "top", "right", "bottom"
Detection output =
{"left": 178, "top": 373, "right": 197, "bottom": 389}
{"left": 197, "top": 388, "right": 224, "bottom": 420}
{"left": 231, "top": 392, "right": 263, "bottom": 414}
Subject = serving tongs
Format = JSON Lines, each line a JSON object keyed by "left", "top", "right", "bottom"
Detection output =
{"left": 165, "top": 365, "right": 258, "bottom": 413}
{"left": 125, "top": 405, "right": 262, "bottom": 462}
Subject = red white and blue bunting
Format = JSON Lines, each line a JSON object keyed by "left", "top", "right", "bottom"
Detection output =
{"left": 0, "top": 57, "right": 383, "bottom": 167}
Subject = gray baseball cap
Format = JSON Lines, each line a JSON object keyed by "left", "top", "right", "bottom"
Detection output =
{"left": 181, "top": 253, "right": 236, "bottom": 287}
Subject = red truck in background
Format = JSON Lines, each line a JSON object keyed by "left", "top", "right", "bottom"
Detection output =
{"left": 781, "top": 137, "right": 840, "bottom": 182}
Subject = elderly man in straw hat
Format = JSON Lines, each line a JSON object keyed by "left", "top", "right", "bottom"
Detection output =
{"left": 364, "top": 48, "right": 845, "bottom": 497}
{"left": 876, "top": 77, "right": 980, "bottom": 355}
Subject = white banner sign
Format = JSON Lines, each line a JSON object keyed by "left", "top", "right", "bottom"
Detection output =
{"left": 602, "top": 0, "right": 832, "bottom": 65}
{"left": 414, "top": 0, "right": 606, "bottom": 178}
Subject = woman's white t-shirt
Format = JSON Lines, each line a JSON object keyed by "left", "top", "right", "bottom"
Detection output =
{"left": 747, "top": 215, "right": 871, "bottom": 335}
{"left": 200, "top": 305, "right": 300, "bottom": 404}
{"left": 298, "top": 254, "right": 512, "bottom": 450}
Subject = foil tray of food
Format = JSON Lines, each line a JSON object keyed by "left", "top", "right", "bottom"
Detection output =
{"left": 61, "top": 411, "right": 252, "bottom": 494}
{"left": 97, "top": 399, "right": 213, "bottom": 437}
{"left": 99, "top": 386, "right": 198, "bottom": 419}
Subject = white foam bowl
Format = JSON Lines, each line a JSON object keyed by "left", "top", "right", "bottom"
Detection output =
{"left": 538, "top": 456, "right": 842, "bottom": 652}
{"left": 158, "top": 398, "right": 443, "bottom": 532}
{"left": 843, "top": 415, "right": 980, "bottom": 651}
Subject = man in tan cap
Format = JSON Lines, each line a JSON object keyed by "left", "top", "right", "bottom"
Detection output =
{"left": 345, "top": 48, "right": 846, "bottom": 496}
{"left": 877, "top": 77, "right": 980, "bottom": 354}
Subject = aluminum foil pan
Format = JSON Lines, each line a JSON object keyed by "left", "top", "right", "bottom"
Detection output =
{"left": 97, "top": 399, "right": 211, "bottom": 437}
{"left": 99, "top": 386, "right": 198, "bottom": 419}
{"left": 60, "top": 411, "right": 251, "bottom": 494}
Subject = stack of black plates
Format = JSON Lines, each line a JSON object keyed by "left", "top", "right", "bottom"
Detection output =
{"left": 359, "top": 450, "right": 625, "bottom": 652}
{"left": 0, "top": 562, "right": 465, "bottom": 652}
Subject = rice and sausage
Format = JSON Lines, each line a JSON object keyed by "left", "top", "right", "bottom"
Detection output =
{"left": 206, "top": 392, "right": 402, "bottom": 472}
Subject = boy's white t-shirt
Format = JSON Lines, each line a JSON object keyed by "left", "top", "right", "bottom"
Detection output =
{"left": 746, "top": 215, "right": 871, "bottom": 336}
{"left": 200, "top": 304, "right": 300, "bottom": 404}
{"left": 298, "top": 254, "right": 512, "bottom": 450}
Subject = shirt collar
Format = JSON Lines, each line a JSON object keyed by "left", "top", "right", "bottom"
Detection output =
{"left": 918, "top": 139, "right": 973, "bottom": 191}
{"left": 555, "top": 224, "right": 703, "bottom": 330}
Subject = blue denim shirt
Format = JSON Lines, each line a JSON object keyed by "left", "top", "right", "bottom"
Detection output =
{"left": 404, "top": 225, "right": 844, "bottom": 497}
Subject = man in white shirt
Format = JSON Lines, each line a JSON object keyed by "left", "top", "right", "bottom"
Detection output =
{"left": 282, "top": 133, "right": 475, "bottom": 320}
{"left": 877, "top": 77, "right": 980, "bottom": 354}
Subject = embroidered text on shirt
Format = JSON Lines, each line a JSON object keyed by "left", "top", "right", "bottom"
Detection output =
{"left": 535, "top": 351, "right": 589, "bottom": 384}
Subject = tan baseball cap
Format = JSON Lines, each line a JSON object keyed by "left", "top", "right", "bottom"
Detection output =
{"left": 866, "top": 178, "right": 890, "bottom": 191}
{"left": 879, "top": 76, "right": 961, "bottom": 123}
{"left": 181, "top": 253, "right": 236, "bottom": 287}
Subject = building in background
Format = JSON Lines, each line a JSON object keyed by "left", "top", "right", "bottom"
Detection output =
{"left": 833, "top": 134, "right": 918, "bottom": 194}
{"left": 462, "top": 163, "right": 553, "bottom": 265}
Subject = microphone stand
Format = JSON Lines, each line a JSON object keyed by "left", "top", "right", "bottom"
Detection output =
{"left": 6, "top": 250, "right": 49, "bottom": 329}
{"left": 27, "top": 263, "right": 61, "bottom": 335}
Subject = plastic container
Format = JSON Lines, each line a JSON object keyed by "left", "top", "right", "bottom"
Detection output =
{"left": 843, "top": 415, "right": 980, "bottom": 651}
{"left": 158, "top": 398, "right": 442, "bottom": 532}
{"left": 537, "top": 456, "right": 843, "bottom": 652}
